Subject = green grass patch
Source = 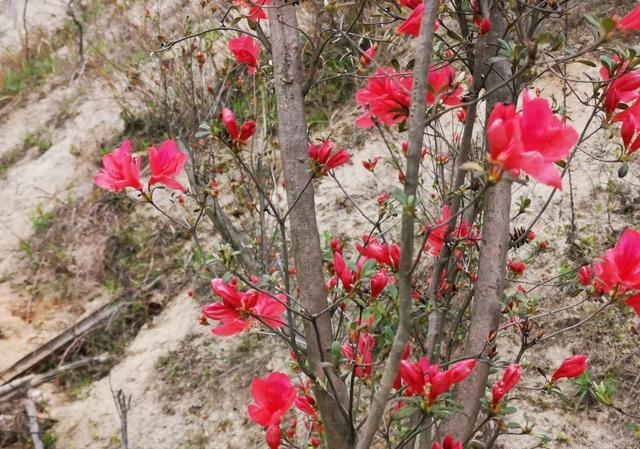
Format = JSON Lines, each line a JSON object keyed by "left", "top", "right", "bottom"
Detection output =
{"left": 0, "top": 53, "right": 58, "bottom": 98}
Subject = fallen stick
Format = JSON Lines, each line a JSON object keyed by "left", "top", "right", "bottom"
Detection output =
{"left": 0, "top": 276, "right": 160, "bottom": 385}
{"left": 0, "top": 353, "right": 110, "bottom": 403}
{"left": 0, "top": 300, "right": 125, "bottom": 385}
{"left": 23, "top": 391, "right": 44, "bottom": 449}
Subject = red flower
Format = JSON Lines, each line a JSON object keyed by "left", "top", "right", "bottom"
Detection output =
{"left": 578, "top": 265, "right": 593, "bottom": 286}
{"left": 626, "top": 293, "right": 640, "bottom": 315}
{"left": 355, "top": 66, "right": 462, "bottom": 128}
{"left": 431, "top": 435, "right": 462, "bottom": 449}
{"left": 423, "top": 205, "right": 475, "bottom": 256}
{"left": 221, "top": 107, "right": 256, "bottom": 145}
{"left": 585, "top": 230, "right": 640, "bottom": 315}
{"left": 333, "top": 251, "right": 356, "bottom": 292}
{"left": 457, "top": 108, "right": 467, "bottom": 123}
{"left": 232, "top": 0, "right": 271, "bottom": 21}
{"left": 265, "top": 425, "right": 282, "bottom": 449}
{"left": 228, "top": 35, "right": 260, "bottom": 74}
{"left": 507, "top": 260, "right": 526, "bottom": 275}
{"left": 248, "top": 372, "right": 296, "bottom": 425}
{"left": 600, "top": 60, "right": 640, "bottom": 117}
{"left": 356, "top": 236, "right": 400, "bottom": 271}
{"left": 609, "top": 63, "right": 640, "bottom": 155}
{"left": 370, "top": 269, "right": 389, "bottom": 297}
{"left": 295, "top": 395, "right": 317, "bottom": 417}
{"left": 478, "top": 17, "right": 491, "bottom": 35}
{"left": 341, "top": 333, "right": 375, "bottom": 378}
{"left": 491, "top": 364, "right": 522, "bottom": 408}
{"left": 248, "top": 372, "right": 296, "bottom": 449}
{"left": 397, "top": 3, "right": 440, "bottom": 37}
{"left": 601, "top": 228, "right": 640, "bottom": 290}
{"left": 393, "top": 343, "right": 412, "bottom": 390}
{"left": 399, "top": 357, "right": 476, "bottom": 404}
{"left": 362, "top": 156, "right": 380, "bottom": 172}
{"left": 551, "top": 355, "right": 587, "bottom": 382}
{"left": 426, "top": 64, "right": 463, "bottom": 105}
{"left": 429, "top": 359, "right": 476, "bottom": 404}
{"left": 355, "top": 68, "right": 413, "bottom": 128}
{"left": 360, "top": 44, "right": 378, "bottom": 66}
{"left": 617, "top": 3, "right": 640, "bottom": 30}
{"left": 488, "top": 91, "right": 578, "bottom": 189}
{"left": 201, "top": 279, "right": 286, "bottom": 336}
{"left": 308, "top": 139, "right": 350, "bottom": 176}
{"left": 94, "top": 140, "right": 143, "bottom": 192}
{"left": 147, "top": 140, "right": 187, "bottom": 191}
{"left": 399, "top": 0, "right": 421, "bottom": 9}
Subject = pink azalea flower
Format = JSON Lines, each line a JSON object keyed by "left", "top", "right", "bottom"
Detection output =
{"left": 370, "top": 269, "right": 389, "bottom": 297}
{"left": 147, "top": 140, "right": 187, "bottom": 191}
{"left": 360, "top": 44, "right": 378, "bottom": 66}
{"left": 507, "top": 260, "right": 526, "bottom": 274}
{"left": 423, "top": 205, "right": 474, "bottom": 256}
{"left": 232, "top": 0, "right": 271, "bottom": 21}
{"left": 355, "top": 66, "right": 462, "bottom": 129}
{"left": 399, "top": 357, "right": 476, "bottom": 404}
{"left": 294, "top": 395, "right": 317, "bottom": 417}
{"left": 397, "top": 3, "right": 440, "bottom": 37}
{"left": 488, "top": 91, "right": 578, "bottom": 189}
{"left": 617, "top": 3, "right": 640, "bottom": 30}
{"left": 399, "top": 0, "right": 421, "bottom": 9}
{"left": 248, "top": 372, "right": 296, "bottom": 449}
{"left": 94, "top": 140, "right": 143, "bottom": 192}
{"left": 341, "top": 333, "right": 375, "bottom": 378}
{"left": 355, "top": 68, "right": 413, "bottom": 128}
{"left": 333, "top": 251, "right": 356, "bottom": 292}
{"left": 308, "top": 139, "right": 350, "bottom": 176}
{"left": 478, "top": 17, "right": 491, "bottom": 34}
{"left": 613, "top": 99, "right": 640, "bottom": 155}
{"left": 584, "top": 230, "right": 640, "bottom": 315}
{"left": 600, "top": 60, "right": 640, "bottom": 117}
{"left": 602, "top": 229, "right": 640, "bottom": 290}
{"left": 426, "top": 64, "right": 463, "bottom": 105}
{"left": 356, "top": 236, "right": 400, "bottom": 271}
{"left": 228, "top": 35, "right": 260, "bottom": 74}
{"left": 431, "top": 436, "right": 462, "bottom": 449}
{"left": 221, "top": 107, "right": 256, "bottom": 144}
{"left": 578, "top": 265, "right": 592, "bottom": 286}
{"left": 551, "top": 355, "right": 587, "bottom": 382}
{"left": 491, "top": 364, "right": 522, "bottom": 408}
{"left": 201, "top": 278, "right": 286, "bottom": 336}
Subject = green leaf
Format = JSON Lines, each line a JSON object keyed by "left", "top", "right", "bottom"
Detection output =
{"left": 576, "top": 59, "right": 596, "bottom": 67}
{"left": 554, "top": 160, "right": 567, "bottom": 168}
{"left": 618, "top": 162, "right": 629, "bottom": 178}
{"left": 392, "top": 405, "right": 419, "bottom": 419}
{"left": 330, "top": 341, "right": 342, "bottom": 361}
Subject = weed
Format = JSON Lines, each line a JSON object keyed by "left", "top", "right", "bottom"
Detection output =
{"left": 24, "top": 130, "right": 53, "bottom": 153}
{"left": 69, "top": 144, "right": 82, "bottom": 157}
{"left": 30, "top": 207, "right": 53, "bottom": 234}
{"left": 0, "top": 146, "right": 26, "bottom": 176}
{"left": 0, "top": 52, "right": 58, "bottom": 98}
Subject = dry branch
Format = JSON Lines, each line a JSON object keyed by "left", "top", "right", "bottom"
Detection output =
{"left": 23, "top": 392, "right": 44, "bottom": 449}
{"left": 0, "top": 296, "right": 127, "bottom": 384}
{"left": 0, "top": 354, "right": 110, "bottom": 403}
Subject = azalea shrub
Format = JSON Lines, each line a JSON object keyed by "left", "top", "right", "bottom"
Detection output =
{"left": 95, "top": 1, "right": 640, "bottom": 448}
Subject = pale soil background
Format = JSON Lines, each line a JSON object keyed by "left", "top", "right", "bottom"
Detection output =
{"left": 0, "top": 0, "right": 639, "bottom": 448}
